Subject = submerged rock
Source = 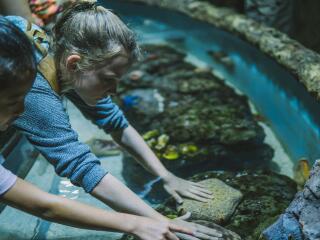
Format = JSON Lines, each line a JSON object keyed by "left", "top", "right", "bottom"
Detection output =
{"left": 177, "top": 178, "right": 243, "bottom": 224}
{"left": 189, "top": 171, "right": 297, "bottom": 239}
{"left": 153, "top": 92, "right": 264, "bottom": 144}
{"left": 119, "top": 43, "right": 273, "bottom": 172}
{"left": 138, "top": 170, "right": 297, "bottom": 240}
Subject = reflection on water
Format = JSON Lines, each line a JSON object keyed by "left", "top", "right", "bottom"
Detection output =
{"left": 59, "top": 179, "right": 79, "bottom": 200}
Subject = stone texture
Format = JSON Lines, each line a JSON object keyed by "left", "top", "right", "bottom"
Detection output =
{"left": 119, "top": 44, "right": 274, "bottom": 175}
{"left": 139, "top": 170, "right": 297, "bottom": 239}
{"left": 125, "top": 0, "right": 320, "bottom": 100}
{"left": 177, "top": 178, "right": 243, "bottom": 224}
{"left": 263, "top": 160, "right": 320, "bottom": 240}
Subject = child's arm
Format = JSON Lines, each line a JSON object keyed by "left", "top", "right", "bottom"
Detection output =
{"left": 1, "top": 177, "right": 189, "bottom": 239}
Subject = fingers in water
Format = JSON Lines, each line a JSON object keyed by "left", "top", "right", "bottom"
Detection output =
{"left": 166, "top": 231, "right": 180, "bottom": 240}
{"left": 177, "top": 211, "right": 192, "bottom": 220}
{"left": 169, "top": 223, "right": 193, "bottom": 235}
{"left": 191, "top": 186, "right": 213, "bottom": 195}
{"left": 193, "top": 231, "right": 223, "bottom": 240}
{"left": 194, "top": 224, "right": 223, "bottom": 238}
{"left": 190, "top": 182, "right": 207, "bottom": 188}
{"left": 165, "top": 187, "right": 184, "bottom": 204}
{"left": 174, "top": 193, "right": 184, "bottom": 205}
{"left": 175, "top": 232, "right": 199, "bottom": 240}
{"left": 185, "top": 192, "right": 210, "bottom": 203}
{"left": 189, "top": 188, "right": 213, "bottom": 199}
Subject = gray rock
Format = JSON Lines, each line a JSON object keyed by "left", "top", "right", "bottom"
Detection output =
{"left": 263, "top": 160, "right": 320, "bottom": 240}
{"left": 178, "top": 178, "right": 243, "bottom": 224}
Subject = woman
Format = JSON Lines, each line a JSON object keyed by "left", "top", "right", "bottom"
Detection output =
{"left": 6, "top": 1, "right": 223, "bottom": 240}
{"left": 0, "top": 16, "right": 196, "bottom": 240}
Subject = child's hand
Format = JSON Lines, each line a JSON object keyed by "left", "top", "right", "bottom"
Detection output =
{"left": 171, "top": 217, "right": 224, "bottom": 240}
{"left": 162, "top": 173, "right": 213, "bottom": 204}
{"left": 131, "top": 216, "right": 193, "bottom": 240}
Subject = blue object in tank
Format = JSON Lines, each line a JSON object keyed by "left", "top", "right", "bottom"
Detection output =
{"left": 122, "top": 95, "right": 140, "bottom": 110}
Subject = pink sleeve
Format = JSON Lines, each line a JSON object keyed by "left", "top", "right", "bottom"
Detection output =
{"left": 0, "top": 164, "right": 17, "bottom": 196}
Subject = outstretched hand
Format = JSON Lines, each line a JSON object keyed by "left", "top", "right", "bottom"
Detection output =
{"left": 162, "top": 173, "right": 213, "bottom": 204}
{"left": 171, "top": 212, "right": 224, "bottom": 240}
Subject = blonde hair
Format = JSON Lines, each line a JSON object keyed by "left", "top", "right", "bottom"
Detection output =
{"left": 52, "top": 1, "right": 139, "bottom": 91}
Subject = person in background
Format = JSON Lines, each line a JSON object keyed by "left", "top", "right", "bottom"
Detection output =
{"left": 0, "top": 15, "right": 196, "bottom": 240}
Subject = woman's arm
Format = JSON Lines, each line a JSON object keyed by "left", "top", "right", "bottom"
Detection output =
{"left": 1, "top": 177, "right": 189, "bottom": 240}
{"left": 112, "top": 125, "right": 170, "bottom": 179}
{"left": 91, "top": 173, "right": 167, "bottom": 221}
{"left": 111, "top": 125, "right": 213, "bottom": 203}
{"left": 65, "top": 93, "right": 212, "bottom": 203}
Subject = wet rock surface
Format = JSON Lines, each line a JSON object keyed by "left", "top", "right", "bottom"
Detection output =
{"left": 263, "top": 160, "right": 320, "bottom": 240}
{"left": 188, "top": 171, "right": 297, "bottom": 239}
{"left": 116, "top": 43, "right": 298, "bottom": 239}
{"left": 177, "top": 178, "right": 243, "bottom": 224}
{"left": 119, "top": 44, "right": 273, "bottom": 174}
{"left": 126, "top": 0, "right": 320, "bottom": 100}
{"left": 121, "top": 170, "right": 297, "bottom": 240}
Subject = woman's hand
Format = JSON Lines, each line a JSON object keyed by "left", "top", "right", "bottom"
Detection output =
{"left": 162, "top": 173, "right": 213, "bottom": 204}
{"left": 171, "top": 217, "right": 224, "bottom": 240}
{"left": 131, "top": 217, "right": 193, "bottom": 240}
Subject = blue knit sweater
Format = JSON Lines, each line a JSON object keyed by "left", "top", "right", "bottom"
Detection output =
{"left": 8, "top": 16, "right": 129, "bottom": 193}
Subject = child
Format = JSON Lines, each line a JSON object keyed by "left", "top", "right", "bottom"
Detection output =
{"left": 10, "top": 2, "right": 222, "bottom": 239}
{"left": 0, "top": 15, "right": 195, "bottom": 240}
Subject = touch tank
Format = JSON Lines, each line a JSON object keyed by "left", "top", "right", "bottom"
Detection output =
{"left": 102, "top": 0, "right": 320, "bottom": 239}
{"left": 0, "top": 0, "right": 319, "bottom": 239}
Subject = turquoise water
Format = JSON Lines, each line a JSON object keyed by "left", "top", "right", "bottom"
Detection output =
{"left": 104, "top": 0, "right": 320, "bottom": 166}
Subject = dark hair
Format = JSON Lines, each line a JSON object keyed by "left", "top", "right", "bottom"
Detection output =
{"left": 0, "top": 16, "right": 37, "bottom": 91}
